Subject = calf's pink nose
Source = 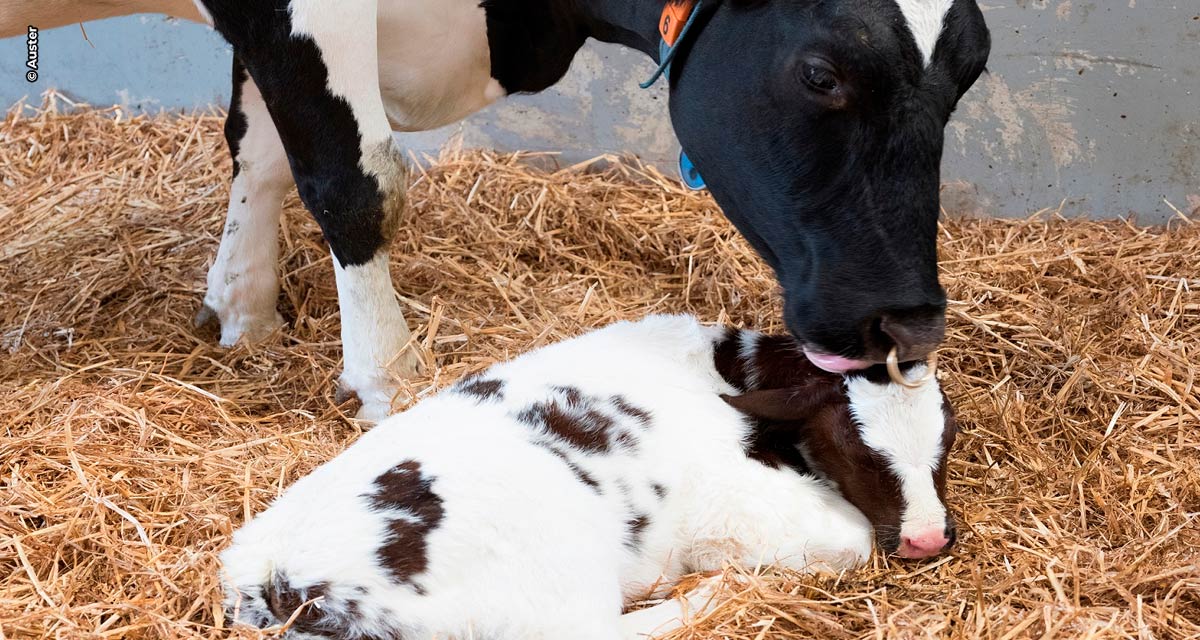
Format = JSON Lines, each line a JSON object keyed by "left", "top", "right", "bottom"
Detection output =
{"left": 898, "top": 531, "right": 950, "bottom": 559}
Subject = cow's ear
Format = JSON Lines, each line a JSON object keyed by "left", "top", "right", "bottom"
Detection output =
{"left": 721, "top": 384, "right": 839, "bottom": 422}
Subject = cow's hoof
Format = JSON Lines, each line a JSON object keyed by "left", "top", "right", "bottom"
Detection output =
{"left": 336, "top": 349, "right": 423, "bottom": 423}
{"left": 334, "top": 379, "right": 391, "bottom": 423}
{"left": 334, "top": 382, "right": 359, "bottom": 406}
{"left": 355, "top": 398, "right": 393, "bottom": 423}
{"left": 194, "top": 304, "right": 218, "bottom": 329}
{"left": 194, "top": 302, "right": 284, "bottom": 347}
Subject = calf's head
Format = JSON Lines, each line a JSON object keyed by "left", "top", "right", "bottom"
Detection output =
{"left": 667, "top": 0, "right": 990, "bottom": 370}
{"left": 724, "top": 361, "right": 959, "bottom": 559}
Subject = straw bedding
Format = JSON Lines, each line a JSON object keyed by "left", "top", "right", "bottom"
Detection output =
{"left": 1, "top": 99, "right": 1197, "bottom": 639}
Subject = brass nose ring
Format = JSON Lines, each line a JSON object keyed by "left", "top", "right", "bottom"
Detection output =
{"left": 886, "top": 346, "right": 937, "bottom": 388}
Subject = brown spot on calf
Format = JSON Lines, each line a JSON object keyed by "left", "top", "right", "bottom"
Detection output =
{"left": 748, "top": 334, "right": 835, "bottom": 389}
{"left": 544, "top": 446, "right": 602, "bottom": 493}
{"left": 456, "top": 377, "right": 504, "bottom": 402}
{"left": 266, "top": 576, "right": 330, "bottom": 634}
{"left": 366, "top": 460, "right": 445, "bottom": 591}
{"left": 264, "top": 576, "right": 387, "bottom": 638}
{"left": 625, "top": 513, "right": 650, "bottom": 551}
{"left": 517, "top": 387, "right": 616, "bottom": 453}
{"left": 610, "top": 395, "right": 651, "bottom": 425}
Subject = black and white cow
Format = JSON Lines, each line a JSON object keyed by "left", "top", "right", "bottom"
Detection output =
{"left": 1, "top": 0, "right": 991, "bottom": 418}
{"left": 221, "top": 314, "right": 959, "bottom": 639}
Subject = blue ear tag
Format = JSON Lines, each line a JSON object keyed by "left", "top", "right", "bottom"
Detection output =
{"left": 678, "top": 150, "right": 706, "bottom": 190}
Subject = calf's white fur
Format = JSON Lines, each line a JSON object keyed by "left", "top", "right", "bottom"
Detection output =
{"left": 221, "top": 314, "right": 954, "bottom": 639}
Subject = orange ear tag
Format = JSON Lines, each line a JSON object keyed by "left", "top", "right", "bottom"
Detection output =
{"left": 659, "top": 0, "right": 698, "bottom": 47}
{"left": 640, "top": 0, "right": 703, "bottom": 89}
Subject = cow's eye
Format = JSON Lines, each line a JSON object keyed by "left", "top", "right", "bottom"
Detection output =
{"left": 801, "top": 60, "right": 839, "bottom": 93}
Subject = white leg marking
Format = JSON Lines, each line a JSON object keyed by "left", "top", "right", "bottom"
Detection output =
{"left": 894, "top": 0, "right": 954, "bottom": 66}
{"left": 333, "top": 252, "right": 421, "bottom": 421}
{"left": 201, "top": 76, "right": 291, "bottom": 347}
{"left": 288, "top": 0, "right": 422, "bottom": 419}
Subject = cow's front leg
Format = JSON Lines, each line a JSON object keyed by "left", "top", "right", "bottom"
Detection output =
{"left": 196, "top": 59, "right": 289, "bottom": 346}
{"left": 203, "top": 0, "right": 421, "bottom": 420}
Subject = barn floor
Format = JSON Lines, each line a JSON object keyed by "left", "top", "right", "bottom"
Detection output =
{"left": 1, "top": 102, "right": 1198, "bottom": 639}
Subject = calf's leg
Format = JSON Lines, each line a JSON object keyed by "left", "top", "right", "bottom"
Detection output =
{"left": 196, "top": 58, "right": 289, "bottom": 346}
{"left": 620, "top": 576, "right": 724, "bottom": 639}
{"left": 200, "top": 0, "right": 422, "bottom": 419}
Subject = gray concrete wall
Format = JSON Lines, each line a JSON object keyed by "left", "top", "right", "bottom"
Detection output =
{"left": 1, "top": 2, "right": 1196, "bottom": 222}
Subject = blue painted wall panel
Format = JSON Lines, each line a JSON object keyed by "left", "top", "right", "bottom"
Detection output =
{"left": 1, "top": 15, "right": 232, "bottom": 111}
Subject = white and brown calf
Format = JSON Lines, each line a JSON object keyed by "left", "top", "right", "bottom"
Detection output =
{"left": 221, "top": 314, "right": 958, "bottom": 639}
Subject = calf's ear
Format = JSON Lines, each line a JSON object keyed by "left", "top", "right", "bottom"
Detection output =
{"left": 720, "top": 384, "right": 840, "bottom": 422}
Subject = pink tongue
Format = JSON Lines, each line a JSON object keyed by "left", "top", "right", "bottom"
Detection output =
{"left": 804, "top": 351, "right": 872, "bottom": 374}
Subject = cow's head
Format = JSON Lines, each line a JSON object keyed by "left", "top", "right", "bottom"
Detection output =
{"left": 667, "top": 0, "right": 990, "bottom": 371}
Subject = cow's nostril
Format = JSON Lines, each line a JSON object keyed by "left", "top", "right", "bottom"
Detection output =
{"left": 877, "top": 306, "right": 945, "bottom": 361}
{"left": 944, "top": 525, "right": 958, "bottom": 548}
